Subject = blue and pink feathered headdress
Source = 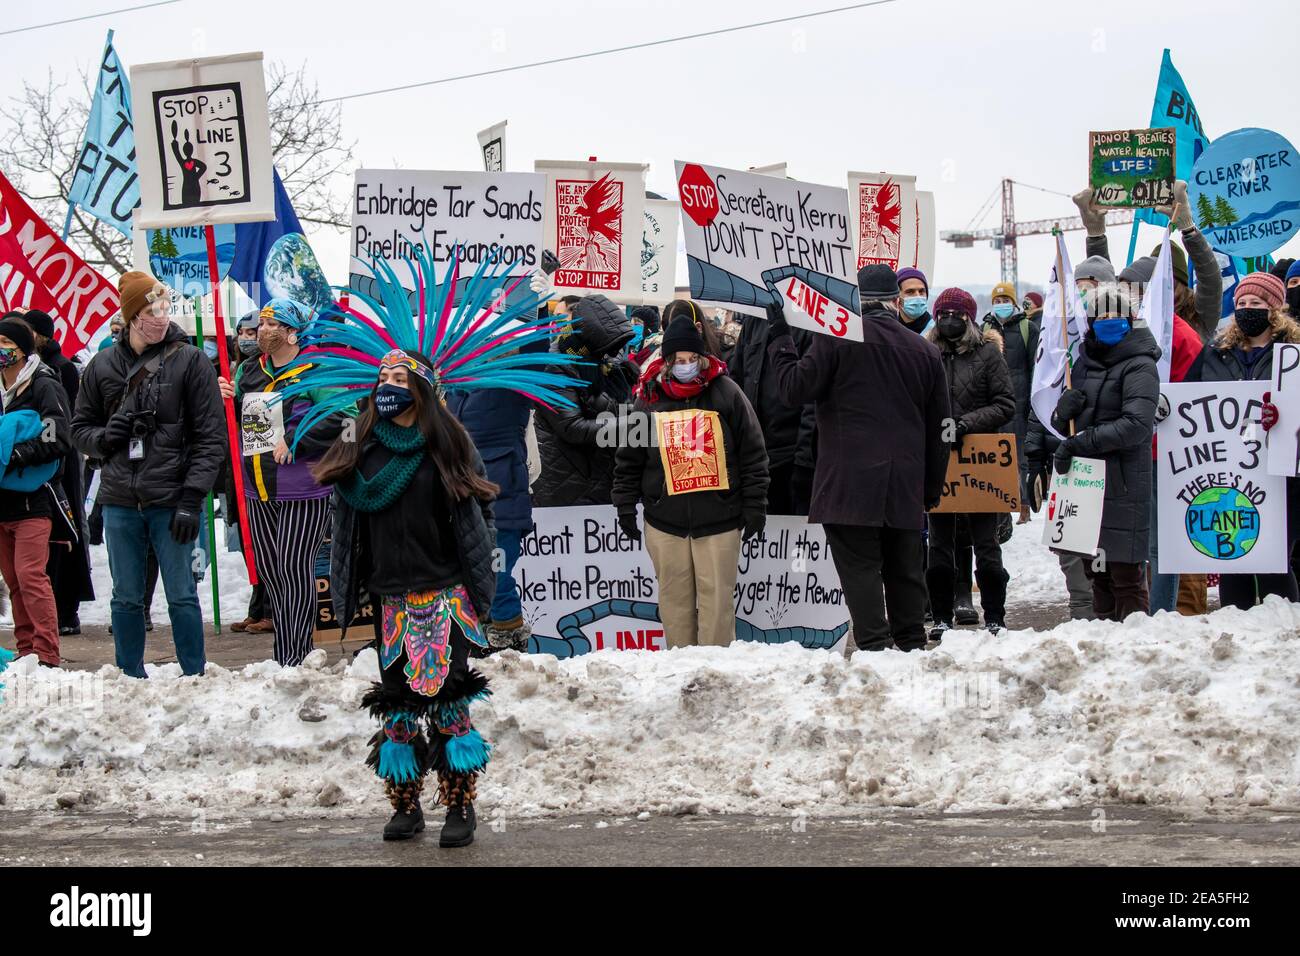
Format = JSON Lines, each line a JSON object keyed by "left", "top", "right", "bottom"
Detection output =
{"left": 277, "top": 245, "right": 583, "bottom": 449}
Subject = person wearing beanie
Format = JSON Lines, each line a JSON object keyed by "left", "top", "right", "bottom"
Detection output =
{"left": 1186, "top": 270, "right": 1300, "bottom": 610}
{"left": 614, "top": 310, "right": 768, "bottom": 649}
{"left": 70, "top": 269, "right": 227, "bottom": 678}
{"left": 980, "top": 279, "right": 1040, "bottom": 527}
{"left": 1052, "top": 284, "right": 1160, "bottom": 620}
{"left": 1285, "top": 259, "right": 1300, "bottom": 319}
{"left": 1022, "top": 291, "right": 1044, "bottom": 315}
{"left": 765, "top": 266, "right": 950, "bottom": 652}
{"left": 216, "top": 298, "right": 353, "bottom": 666}
{"left": 896, "top": 267, "right": 931, "bottom": 335}
{"left": 1074, "top": 256, "right": 1117, "bottom": 291}
{"left": 924, "top": 288, "right": 1015, "bottom": 638}
{"left": 1074, "top": 179, "right": 1220, "bottom": 342}
{"left": 0, "top": 315, "right": 74, "bottom": 667}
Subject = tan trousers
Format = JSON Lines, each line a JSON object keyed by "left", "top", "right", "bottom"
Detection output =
{"left": 1177, "top": 574, "right": 1208, "bottom": 615}
{"left": 644, "top": 525, "right": 742, "bottom": 648}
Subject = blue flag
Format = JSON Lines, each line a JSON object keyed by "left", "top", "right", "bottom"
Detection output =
{"left": 64, "top": 30, "right": 139, "bottom": 239}
{"left": 229, "top": 168, "right": 304, "bottom": 306}
{"left": 1125, "top": 50, "right": 1209, "bottom": 264}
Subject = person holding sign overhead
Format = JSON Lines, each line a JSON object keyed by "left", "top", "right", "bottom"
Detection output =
{"left": 217, "top": 298, "right": 353, "bottom": 667}
{"left": 766, "top": 264, "right": 951, "bottom": 652}
{"left": 1185, "top": 271, "right": 1300, "bottom": 609}
{"left": 925, "top": 288, "right": 1016, "bottom": 639}
{"left": 612, "top": 310, "right": 769, "bottom": 649}
{"left": 1051, "top": 286, "right": 1160, "bottom": 620}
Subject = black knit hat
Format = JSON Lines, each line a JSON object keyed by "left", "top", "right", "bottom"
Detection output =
{"left": 630, "top": 305, "right": 661, "bottom": 334}
{"left": 0, "top": 317, "right": 36, "bottom": 356}
{"left": 660, "top": 314, "right": 706, "bottom": 357}
{"left": 857, "top": 263, "right": 899, "bottom": 300}
{"left": 21, "top": 309, "right": 55, "bottom": 339}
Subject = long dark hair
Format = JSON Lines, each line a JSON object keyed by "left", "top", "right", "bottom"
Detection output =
{"left": 313, "top": 357, "right": 498, "bottom": 502}
{"left": 662, "top": 299, "right": 723, "bottom": 357}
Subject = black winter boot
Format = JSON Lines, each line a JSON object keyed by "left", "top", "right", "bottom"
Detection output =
{"left": 925, "top": 565, "right": 956, "bottom": 633}
{"left": 437, "top": 771, "right": 478, "bottom": 848}
{"left": 976, "top": 567, "right": 1009, "bottom": 634}
{"left": 382, "top": 779, "right": 426, "bottom": 841}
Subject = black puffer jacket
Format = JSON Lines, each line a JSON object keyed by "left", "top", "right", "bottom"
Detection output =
{"left": 927, "top": 322, "right": 1016, "bottom": 434}
{"left": 1053, "top": 327, "right": 1161, "bottom": 564}
{"left": 0, "top": 364, "right": 72, "bottom": 523}
{"left": 533, "top": 294, "right": 637, "bottom": 507}
{"left": 71, "top": 322, "right": 225, "bottom": 509}
{"left": 613, "top": 366, "right": 768, "bottom": 537}
{"left": 329, "top": 442, "right": 497, "bottom": 639}
{"left": 980, "top": 308, "right": 1039, "bottom": 455}
{"left": 1185, "top": 311, "right": 1300, "bottom": 383}
{"left": 729, "top": 314, "right": 816, "bottom": 470}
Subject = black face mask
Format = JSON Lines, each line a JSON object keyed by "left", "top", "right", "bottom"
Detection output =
{"left": 1235, "top": 308, "right": 1271, "bottom": 338}
{"left": 937, "top": 315, "right": 967, "bottom": 341}
{"left": 1287, "top": 285, "right": 1300, "bottom": 314}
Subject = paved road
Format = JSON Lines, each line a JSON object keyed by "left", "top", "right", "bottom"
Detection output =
{"left": 2, "top": 807, "right": 1297, "bottom": 866}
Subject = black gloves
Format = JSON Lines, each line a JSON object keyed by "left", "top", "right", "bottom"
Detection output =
{"left": 1053, "top": 438, "right": 1076, "bottom": 476}
{"left": 170, "top": 490, "right": 203, "bottom": 544}
{"left": 617, "top": 509, "right": 641, "bottom": 543}
{"left": 955, "top": 419, "right": 970, "bottom": 439}
{"left": 765, "top": 301, "right": 791, "bottom": 340}
{"left": 924, "top": 494, "right": 942, "bottom": 512}
{"left": 102, "top": 412, "right": 133, "bottom": 452}
{"left": 1054, "top": 388, "right": 1087, "bottom": 423}
{"left": 742, "top": 512, "right": 766, "bottom": 542}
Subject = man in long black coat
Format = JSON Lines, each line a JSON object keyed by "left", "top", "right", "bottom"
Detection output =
{"left": 766, "top": 265, "right": 951, "bottom": 652}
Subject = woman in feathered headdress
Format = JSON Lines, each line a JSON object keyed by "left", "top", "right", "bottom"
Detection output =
{"left": 287, "top": 246, "right": 578, "bottom": 847}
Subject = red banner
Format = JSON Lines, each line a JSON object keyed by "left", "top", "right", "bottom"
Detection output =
{"left": 0, "top": 170, "right": 119, "bottom": 354}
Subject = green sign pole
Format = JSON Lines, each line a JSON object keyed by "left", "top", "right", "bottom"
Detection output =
{"left": 193, "top": 295, "right": 222, "bottom": 634}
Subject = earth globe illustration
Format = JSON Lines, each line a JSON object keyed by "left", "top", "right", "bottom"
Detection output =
{"left": 263, "top": 233, "right": 332, "bottom": 313}
{"left": 1185, "top": 486, "right": 1260, "bottom": 560}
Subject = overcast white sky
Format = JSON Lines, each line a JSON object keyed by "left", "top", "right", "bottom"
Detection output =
{"left": 5, "top": 0, "right": 1299, "bottom": 292}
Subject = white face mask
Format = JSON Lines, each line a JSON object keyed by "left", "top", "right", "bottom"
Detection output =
{"left": 671, "top": 360, "right": 700, "bottom": 382}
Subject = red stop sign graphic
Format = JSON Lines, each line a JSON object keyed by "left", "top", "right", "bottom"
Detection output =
{"left": 678, "top": 163, "right": 719, "bottom": 227}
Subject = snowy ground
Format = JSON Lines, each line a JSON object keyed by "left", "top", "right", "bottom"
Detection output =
{"left": 3, "top": 571, "right": 1299, "bottom": 819}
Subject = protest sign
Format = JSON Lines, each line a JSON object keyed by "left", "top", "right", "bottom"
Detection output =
{"left": 1267, "top": 343, "right": 1300, "bottom": 477}
{"left": 478, "top": 120, "right": 506, "bottom": 172}
{"left": 675, "top": 161, "right": 860, "bottom": 341}
{"left": 641, "top": 198, "right": 679, "bottom": 306}
{"left": 848, "top": 171, "right": 917, "bottom": 272}
{"left": 1042, "top": 456, "right": 1106, "bottom": 556}
{"left": 1157, "top": 381, "right": 1285, "bottom": 573}
{"left": 516, "top": 507, "right": 849, "bottom": 659}
{"left": 1088, "top": 128, "right": 1176, "bottom": 208}
{"left": 1189, "top": 127, "right": 1300, "bottom": 259}
{"left": 914, "top": 190, "right": 936, "bottom": 280}
{"left": 314, "top": 534, "right": 373, "bottom": 633}
{"left": 536, "top": 159, "right": 647, "bottom": 303}
{"left": 65, "top": 30, "right": 139, "bottom": 239}
{"left": 931, "top": 434, "right": 1020, "bottom": 513}
{"left": 0, "top": 170, "right": 118, "bottom": 354}
{"left": 130, "top": 52, "right": 275, "bottom": 228}
{"left": 349, "top": 169, "right": 545, "bottom": 309}
{"left": 134, "top": 224, "right": 235, "bottom": 299}
{"left": 239, "top": 392, "right": 284, "bottom": 457}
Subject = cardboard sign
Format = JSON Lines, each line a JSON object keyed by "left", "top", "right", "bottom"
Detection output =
{"left": 349, "top": 169, "right": 545, "bottom": 310}
{"left": 1042, "top": 456, "right": 1106, "bottom": 556}
{"left": 477, "top": 120, "right": 506, "bottom": 173}
{"left": 641, "top": 198, "right": 679, "bottom": 306}
{"left": 675, "top": 160, "right": 860, "bottom": 341}
{"left": 131, "top": 52, "right": 275, "bottom": 228}
{"left": 1157, "top": 381, "right": 1286, "bottom": 574}
{"left": 515, "top": 507, "right": 849, "bottom": 659}
{"left": 536, "top": 159, "right": 647, "bottom": 304}
{"left": 848, "top": 171, "right": 917, "bottom": 272}
{"left": 1189, "top": 127, "right": 1300, "bottom": 258}
{"left": 0, "top": 170, "right": 119, "bottom": 355}
{"left": 1088, "top": 128, "right": 1176, "bottom": 207}
{"left": 1268, "top": 342, "right": 1300, "bottom": 476}
{"left": 655, "top": 409, "right": 730, "bottom": 495}
{"left": 239, "top": 392, "right": 284, "bottom": 457}
{"left": 931, "top": 434, "right": 1020, "bottom": 513}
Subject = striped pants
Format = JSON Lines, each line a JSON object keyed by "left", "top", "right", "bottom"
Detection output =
{"left": 247, "top": 496, "right": 332, "bottom": 666}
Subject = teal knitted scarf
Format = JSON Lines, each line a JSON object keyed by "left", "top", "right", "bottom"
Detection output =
{"left": 337, "top": 420, "right": 428, "bottom": 513}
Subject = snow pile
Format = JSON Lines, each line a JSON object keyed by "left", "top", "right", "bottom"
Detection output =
{"left": 2, "top": 601, "right": 1299, "bottom": 819}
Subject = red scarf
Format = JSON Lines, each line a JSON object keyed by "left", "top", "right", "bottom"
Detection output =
{"left": 635, "top": 354, "right": 728, "bottom": 403}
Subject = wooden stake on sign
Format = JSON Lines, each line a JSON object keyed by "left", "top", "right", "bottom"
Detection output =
{"left": 204, "top": 224, "right": 258, "bottom": 586}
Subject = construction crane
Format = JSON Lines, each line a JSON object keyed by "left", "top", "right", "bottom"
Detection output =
{"left": 941, "top": 178, "right": 1136, "bottom": 288}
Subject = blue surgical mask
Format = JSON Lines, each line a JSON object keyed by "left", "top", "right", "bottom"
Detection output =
{"left": 992, "top": 302, "right": 1016, "bottom": 320}
{"left": 671, "top": 361, "right": 700, "bottom": 383}
{"left": 1092, "top": 317, "right": 1131, "bottom": 346}
{"left": 902, "top": 297, "right": 929, "bottom": 318}
{"left": 374, "top": 383, "right": 415, "bottom": 419}
{"left": 203, "top": 339, "right": 219, "bottom": 360}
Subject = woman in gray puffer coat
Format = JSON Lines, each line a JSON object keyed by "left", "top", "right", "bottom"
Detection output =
{"left": 925, "top": 287, "right": 1016, "bottom": 638}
